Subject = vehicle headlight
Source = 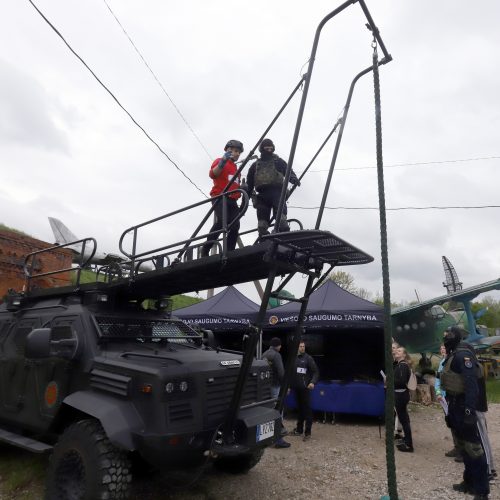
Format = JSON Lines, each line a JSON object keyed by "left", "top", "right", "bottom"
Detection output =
{"left": 165, "top": 382, "right": 174, "bottom": 393}
{"left": 260, "top": 371, "right": 266, "bottom": 380}
{"left": 179, "top": 381, "right": 189, "bottom": 392}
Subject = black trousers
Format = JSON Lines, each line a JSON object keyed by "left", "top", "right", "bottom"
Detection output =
{"left": 255, "top": 187, "right": 288, "bottom": 234}
{"left": 202, "top": 198, "right": 240, "bottom": 254}
{"left": 449, "top": 400, "right": 489, "bottom": 495}
{"left": 394, "top": 390, "right": 413, "bottom": 448}
{"left": 294, "top": 387, "right": 313, "bottom": 435}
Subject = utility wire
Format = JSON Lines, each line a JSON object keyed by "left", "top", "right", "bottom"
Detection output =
{"left": 301, "top": 155, "right": 500, "bottom": 174}
{"left": 28, "top": 0, "right": 207, "bottom": 198}
{"left": 289, "top": 205, "right": 500, "bottom": 211}
{"left": 102, "top": 0, "right": 213, "bottom": 160}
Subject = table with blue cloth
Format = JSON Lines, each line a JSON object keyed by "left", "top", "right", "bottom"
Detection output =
{"left": 285, "top": 380, "right": 385, "bottom": 417}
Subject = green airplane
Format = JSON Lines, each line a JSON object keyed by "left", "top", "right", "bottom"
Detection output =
{"left": 391, "top": 278, "right": 500, "bottom": 354}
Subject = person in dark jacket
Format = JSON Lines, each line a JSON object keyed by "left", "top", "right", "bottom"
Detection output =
{"left": 262, "top": 337, "right": 290, "bottom": 448}
{"left": 290, "top": 340, "right": 319, "bottom": 441}
{"left": 392, "top": 341, "right": 404, "bottom": 440}
{"left": 246, "top": 138, "right": 300, "bottom": 237}
{"left": 441, "top": 326, "right": 490, "bottom": 499}
{"left": 393, "top": 346, "right": 414, "bottom": 452}
{"left": 263, "top": 337, "right": 285, "bottom": 391}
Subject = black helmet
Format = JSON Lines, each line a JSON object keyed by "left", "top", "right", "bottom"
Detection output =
{"left": 224, "top": 139, "right": 244, "bottom": 153}
{"left": 259, "top": 138, "right": 275, "bottom": 153}
{"left": 443, "top": 325, "right": 466, "bottom": 352}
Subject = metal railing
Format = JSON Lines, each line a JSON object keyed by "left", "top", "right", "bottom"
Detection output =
{"left": 119, "top": 189, "right": 249, "bottom": 278}
{"left": 23, "top": 237, "right": 97, "bottom": 292}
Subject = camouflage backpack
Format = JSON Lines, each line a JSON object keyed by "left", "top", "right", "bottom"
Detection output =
{"left": 254, "top": 156, "right": 284, "bottom": 189}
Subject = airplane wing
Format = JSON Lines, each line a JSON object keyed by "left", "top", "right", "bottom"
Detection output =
{"left": 392, "top": 278, "right": 500, "bottom": 316}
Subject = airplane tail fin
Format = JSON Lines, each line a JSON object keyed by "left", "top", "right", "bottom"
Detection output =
{"left": 48, "top": 217, "right": 79, "bottom": 245}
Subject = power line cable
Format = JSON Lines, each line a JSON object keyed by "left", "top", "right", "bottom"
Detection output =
{"left": 301, "top": 155, "right": 500, "bottom": 174}
{"left": 289, "top": 204, "right": 500, "bottom": 211}
{"left": 102, "top": 0, "right": 213, "bottom": 160}
{"left": 28, "top": 0, "right": 207, "bottom": 198}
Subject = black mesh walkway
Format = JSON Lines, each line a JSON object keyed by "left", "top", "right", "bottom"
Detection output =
{"left": 26, "top": 230, "right": 373, "bottom": 301}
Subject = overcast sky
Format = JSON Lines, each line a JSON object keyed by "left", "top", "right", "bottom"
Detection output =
{"left": 2, "top": 0, "right": 499, "bottom": 304}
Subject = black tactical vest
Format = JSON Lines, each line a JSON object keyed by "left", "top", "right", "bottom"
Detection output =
{"left": 441, "top": 346, "right": 483, "bottom": 396}
{"left": 254, "top": 158, "right": 284, "bottom": 189}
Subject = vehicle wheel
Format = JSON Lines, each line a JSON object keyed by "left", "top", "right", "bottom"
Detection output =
{"left": 45, "top": 419, "right": 132, "bottom": 500}
{"left": 214, "top": 448, "right": 265, "bottom": 474}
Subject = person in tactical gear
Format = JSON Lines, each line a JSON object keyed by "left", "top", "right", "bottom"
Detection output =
{"left": 290, "top": 340, "right": 319, "bottom": 441}
{"left": 246, "top": 138, "right": 300, "bottom": 237}
{"left": 262, "top": 337, "right": 290, "bottom": 449}
{"left": 441, "top": 326, "right": 490, "bottom": 499}
{"left": 201, "top": 140, "right": 244, "bottom": 257}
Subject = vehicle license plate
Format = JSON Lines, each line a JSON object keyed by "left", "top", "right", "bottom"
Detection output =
{"left": 256, "top": 420, "right": 275, "bottom": 442}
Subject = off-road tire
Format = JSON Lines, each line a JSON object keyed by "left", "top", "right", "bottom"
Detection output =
{"left": 45, "top": 419, "right": 132, "bottom": 500}
{"left": 213, "top": 448, "right": 265, "bottom": 474}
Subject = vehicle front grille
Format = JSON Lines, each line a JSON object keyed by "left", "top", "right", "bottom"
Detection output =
{"left": 262, "top": 382, "right": 272, "bottom": 401}
{"left": 168, "top": 400, "right": 193, "bottom": 423}
{"left": 205, "top": 373, "right": 260, "bottom": 427}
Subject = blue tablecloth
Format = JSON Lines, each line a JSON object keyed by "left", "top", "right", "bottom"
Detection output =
{"left": 285, "top": 380, "right": 385, "bottom": 417}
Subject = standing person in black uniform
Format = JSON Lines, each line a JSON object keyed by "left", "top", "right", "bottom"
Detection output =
{"left": 262, "top": 337, "right": 290, "bottom": 449}
{"left": 246, "top": 138, "right": 300, "bottom": 237}
{"left": 393, "top": 347, "right": 414, "bottom": 452}
{"left": 290, "top": 340, "right": 319, "bottom": 441}
{"left": 441, "top": 326, "right": 490, "bottom": 499}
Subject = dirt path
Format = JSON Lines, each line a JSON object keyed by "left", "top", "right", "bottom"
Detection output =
{"left": 1, "top": 403, "right": 499, "bottom": 499}
{"left": 133, "top": 403, "right": 500, "bottom": 500}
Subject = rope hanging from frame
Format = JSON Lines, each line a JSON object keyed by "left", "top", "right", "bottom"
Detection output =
{"left": 372, "top": 36, "right": 399, "bottom": 500}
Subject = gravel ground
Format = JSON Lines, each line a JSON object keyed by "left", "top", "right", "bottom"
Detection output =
{"left": 133, "top": 403, "right": 500, "bottom": 500}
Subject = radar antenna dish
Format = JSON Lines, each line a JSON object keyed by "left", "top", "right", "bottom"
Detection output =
{"left": 442, "top": 256, "right": 463, "bottom": 294}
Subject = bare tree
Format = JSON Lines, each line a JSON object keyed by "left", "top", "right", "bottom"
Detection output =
{"left": 328, "top": 271, "right": 357, "bottom": 294}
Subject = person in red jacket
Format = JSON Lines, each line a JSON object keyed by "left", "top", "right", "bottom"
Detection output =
{"left": 201, "top": 140, "right": 244, "bottom": 257}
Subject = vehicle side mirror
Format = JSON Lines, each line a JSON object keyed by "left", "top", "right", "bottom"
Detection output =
{"left": 25, "top": 326, "right": 80, "bottom": 360}
{"left": 202, "top": 329, "right": 216, "bottom": 349}
{"left": 25, "top": 328, "right": 51, "bottom": 359}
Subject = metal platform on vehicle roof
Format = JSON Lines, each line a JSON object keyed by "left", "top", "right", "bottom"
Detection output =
{"left": 24, "top": 230, "right": 373, "bottom": 301}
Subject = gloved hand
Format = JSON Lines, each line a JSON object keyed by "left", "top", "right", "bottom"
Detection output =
{"left": 223, "top": 150, "right": 233, "bottom": 160}
{"left": 250, "top": 192, "right": 257, "bottom": 207}
{"left": 290, "top": 178, "right": 301, "bottom": 187}
{"left": 240, "top": 177, "right": 249, "bottom": 193}
{"left": 463, "top": 408, "right": 477, "bottom": 427}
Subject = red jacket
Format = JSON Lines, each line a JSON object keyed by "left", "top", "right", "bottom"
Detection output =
{"left": 209, "top": 158, "right": 241, "bottom": 199}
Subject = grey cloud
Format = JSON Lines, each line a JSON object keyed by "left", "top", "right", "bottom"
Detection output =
{"left": 0, "top": 59, "right": 70, "bottom": 152}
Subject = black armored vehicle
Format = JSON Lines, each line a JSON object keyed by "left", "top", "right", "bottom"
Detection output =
{"left": 0, "top": 2, "right": 391, "bottom": 498}
{"left": 0, "top": 263, "right": 281, "bottom": 498}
